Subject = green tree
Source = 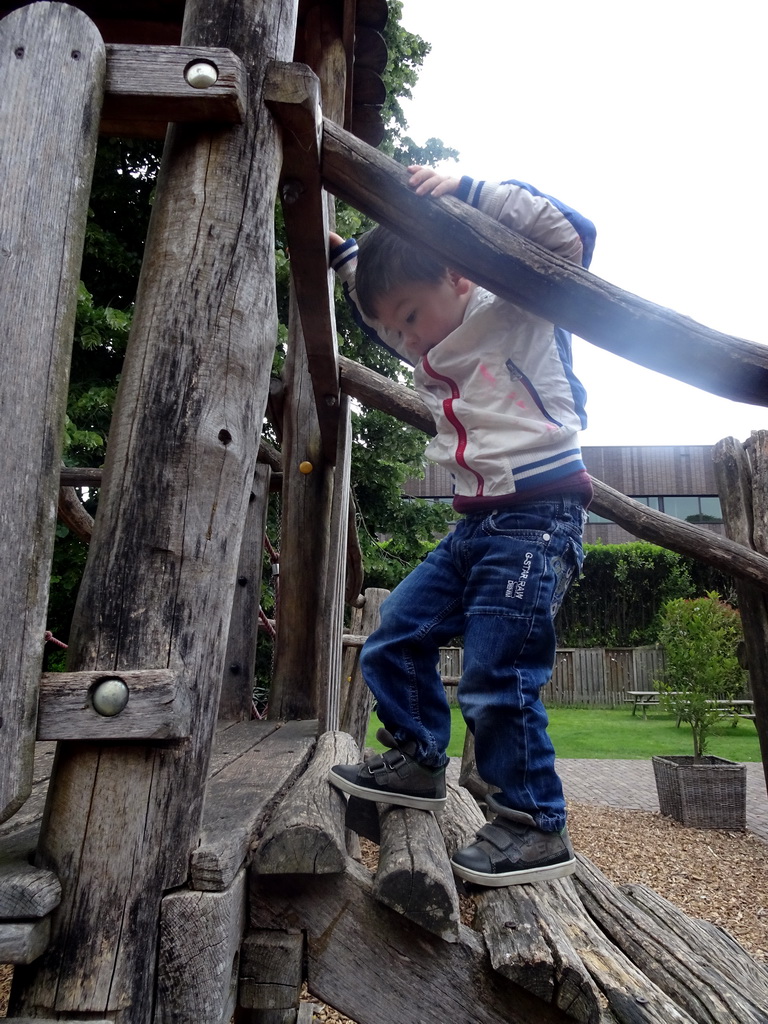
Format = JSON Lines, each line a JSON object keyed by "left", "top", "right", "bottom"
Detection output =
{"left": 656, "top": 592, "right": 747, "bottom": 759}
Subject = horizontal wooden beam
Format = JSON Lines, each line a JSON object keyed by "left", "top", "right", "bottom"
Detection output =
{"left": 0, "top": 917, "right": 50, "bottom": 965}
{"left": 37, "top": 669, "right": 191, "bottom": 740}
{"left": 0, "top": 859, "right": 61, "bottom": 920}
{"left": 101, "top": 43, "right": 246, "bottom": 137}
{"left": 338, "top": 356, "right": 768, "bottom": 592}
{"left": 265, "top": 61, "right": 340, "bottom": 463}
{"left": 322, "top": 119, "right": 768, "bottom": 409}
{"left": 59, "top": 467, "right": 102, "bottom": 487}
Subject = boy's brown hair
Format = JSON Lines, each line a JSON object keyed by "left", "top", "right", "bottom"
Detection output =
{"left": 355, "top": 225, "right": 449, "bottom": 321}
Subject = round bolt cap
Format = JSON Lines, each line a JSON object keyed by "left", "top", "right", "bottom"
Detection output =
{"left": 185, "top": 61, "right": 218, "bottom": 89}
{"left": 92, "top": 677, "right": 130, "bottom": 717}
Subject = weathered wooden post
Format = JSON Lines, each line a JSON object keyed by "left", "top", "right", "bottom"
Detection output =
{"left": 0, "top": 2, "right": 104, "bottom": 825}
{"left": 10, "top": 0, "right": 299, "bottom": 1018}
{"left": 266, "top": 5, "right": 353, "bottom": 728}
{"left": 713, "top": 433, "right": 768, "bottom": 791}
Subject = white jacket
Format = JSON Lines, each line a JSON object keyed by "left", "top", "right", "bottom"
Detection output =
{"left": 331, "top": 177, "right": 596, "bottom": 510}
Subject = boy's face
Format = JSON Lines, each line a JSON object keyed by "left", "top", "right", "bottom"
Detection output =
{"left": 374, "top": 271, "right": 473, "bottom": 359}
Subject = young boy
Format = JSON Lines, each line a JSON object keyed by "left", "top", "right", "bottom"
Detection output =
{"left": 327, "top": 166, "right": 595, "bottom": 887}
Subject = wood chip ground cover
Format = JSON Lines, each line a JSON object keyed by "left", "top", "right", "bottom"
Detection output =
{"left": 2, "top": 801, "right": 766, "bottom": 1021}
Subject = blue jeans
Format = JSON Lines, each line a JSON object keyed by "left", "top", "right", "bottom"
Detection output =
{"left": 359, "top": 498, "right": 585, "bottom": 832}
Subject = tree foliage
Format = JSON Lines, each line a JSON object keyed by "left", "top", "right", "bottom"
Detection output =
{"left": 556, "top": 542, "right": 735, "bottom": 648}
{"left": 655, "top": 592, "right": 747, "bottom": 759}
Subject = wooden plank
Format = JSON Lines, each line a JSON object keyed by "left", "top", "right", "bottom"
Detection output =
{"left": 191, "top": 720, "right": 318, "bottom": 891}
{"left": 238, "top": 930, "right": 303, "bottom": 1011}
{"left": 37, "top": 669, "right": 191, "bottom": 740}
{"left": 251, "top": 861, "right": 575, "bottom": 1024}
{"left": 219, "top": 463, "right": 272, "bottom": 722}
{"left": 0, "top": 919, "right": 50, "bottom": 966}
{"left": 10, "top": 0, "right": 300, "bottom": 1016}
{"left": 372, "top": 803, "right": 461, "bottom": 942}
{"left": 102, "top": 43, "right": 246, "bottom": 136}
{"left": 0, "top": 860, "right": 61, "bottom": 921}
{"left": 321, "top": 118, "right": 768, "bottom": 408}
{"left": 265, "top": 61, "right": 340, "bottom": 463}
{"left": 0, "top": 1, "right": 104, "bottom": 824}
{"left": 156, "top": 867, "right": 246, "bottom": 1024}
{"left": 253, "top": 730, "right": 356, "bottom": 876}
{"left": 208, "top": 719, "right": 283, "bottom": 778}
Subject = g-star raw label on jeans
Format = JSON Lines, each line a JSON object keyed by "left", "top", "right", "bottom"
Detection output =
{"left": 506, "top": 550, "right": 534, "bottom": 600}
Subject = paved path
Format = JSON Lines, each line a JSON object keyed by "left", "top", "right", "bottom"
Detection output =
{"left": 556, "top": 758, "right": 768, "bottom": 842}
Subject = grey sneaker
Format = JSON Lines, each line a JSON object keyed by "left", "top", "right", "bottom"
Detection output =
{"left": 328, "top": 729, "right": 447, "bottom": 811}
{"left": 451, "top": 796, "right": 575, "bottom": 886}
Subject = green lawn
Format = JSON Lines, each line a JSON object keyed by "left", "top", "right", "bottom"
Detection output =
{"left": 366, "top": 705, "right": 763, "bottom": 761}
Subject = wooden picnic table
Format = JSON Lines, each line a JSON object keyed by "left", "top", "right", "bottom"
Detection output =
{"left": 625, "top": 691, "right": 755, "bottom": 724}
{"left": 625, "top": 690, "right": 661, "bottom": 717}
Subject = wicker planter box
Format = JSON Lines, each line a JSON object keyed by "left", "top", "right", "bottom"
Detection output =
{"left": 652, "top": 755, "right": 746, "bottom": 829}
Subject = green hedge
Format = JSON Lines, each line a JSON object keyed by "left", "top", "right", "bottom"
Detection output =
{"left": 556, "top": 541, "right": 734, "bottom": 648}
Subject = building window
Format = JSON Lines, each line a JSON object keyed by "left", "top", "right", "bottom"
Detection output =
{"left": 587, "top": 495, "right": 722, "bottom": 528}
{"left": 662, "top": 496, "right": 701, "bottom": 522}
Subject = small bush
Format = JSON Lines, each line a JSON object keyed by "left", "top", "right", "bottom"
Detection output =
{"left": 656, "top": 591, "right": 747, "bottom": 759}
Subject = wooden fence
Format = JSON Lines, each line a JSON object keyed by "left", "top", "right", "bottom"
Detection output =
{"left": 440, "top": 646, "right": 666, "bottom": 707}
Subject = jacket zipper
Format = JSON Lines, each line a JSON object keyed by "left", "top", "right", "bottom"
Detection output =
{"left": 505, "top": 358, "right": 563, "bottom": 427}
{"left": 422, "top": 355, "right": 485, "bottom": 496}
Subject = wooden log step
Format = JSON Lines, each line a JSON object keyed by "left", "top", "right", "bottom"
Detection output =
{"left": 473, "top": 883, "right": 603, "bottom": 1024}
{"left": 372, "top": 803, "right": 460, "bottom": 942}
{"left": 575, "top": 854, "right": 767, "bottom": 1023}
{"left": 250, "top": 859, "right": 575, "bottom": 1024}
{"left": 543, "top": 872, "right": 696, "bottom": 1022}
{"left": 252, "top": 731, "right": 358, "bottom": 875}
{"left": 190, "top": 720, "right": 318, "bottom": 892}
{"left": 620, "top": 881, "right": 768, "bottom": 1009}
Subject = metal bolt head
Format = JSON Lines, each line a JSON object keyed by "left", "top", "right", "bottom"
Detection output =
{"left": 185, "top": 61, "right": 219, "bottom": 89}
{"left": 281, "top": 179, "right": 304, "bottom": 205}
{"left": 92, "top": 677, "right": 129, "bottom": 717}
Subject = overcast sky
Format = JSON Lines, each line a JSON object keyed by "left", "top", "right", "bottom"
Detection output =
{"left": 397, "top": 0, "right": 768, "bottom": 447}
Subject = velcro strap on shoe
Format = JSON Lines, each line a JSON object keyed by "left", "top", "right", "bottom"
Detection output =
{"left": 476, "top": 822, "right": 523, "bottom": 855}
{"left": 367, "top": 748, "right": 409, "bottom": 786}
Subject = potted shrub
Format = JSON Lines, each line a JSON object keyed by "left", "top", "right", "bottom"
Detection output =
{"left": 652, "top": 591, "right": 748, "bottom": 829}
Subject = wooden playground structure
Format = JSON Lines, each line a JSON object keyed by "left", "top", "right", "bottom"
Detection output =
{"left": 2, "top": 1, "right": 768, "bottom": 1021}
